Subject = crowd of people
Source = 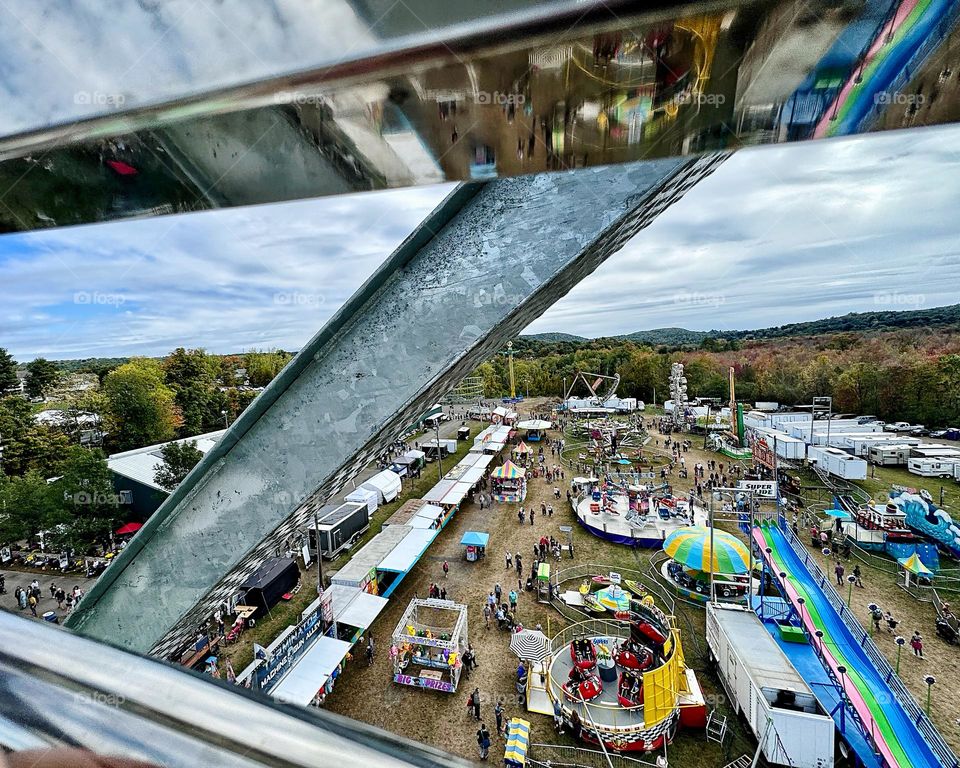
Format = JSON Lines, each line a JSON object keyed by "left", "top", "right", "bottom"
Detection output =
{"left": 12, "top": 579, "right": 84, "bottom": 618}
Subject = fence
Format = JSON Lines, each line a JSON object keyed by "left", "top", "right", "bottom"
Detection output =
{"left": 527, "top": 743, "right": 657, "bottom": 768}
{"left": 780, "top": 522, "right": 960, "bottom": 768}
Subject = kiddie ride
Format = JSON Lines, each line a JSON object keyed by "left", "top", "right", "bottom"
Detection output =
{"left": 549, "top": 597, "right": 706, "bottom": 752}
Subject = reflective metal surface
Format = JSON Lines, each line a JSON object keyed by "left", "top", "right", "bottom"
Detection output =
{"left": 67, "top": 153, "right": 727, "bottom": 654}
{"left": 2, "top": 0, "right": 959, "bottom": 232}
{"left": 0, "top": 610, "right": 467, "bottom": 767}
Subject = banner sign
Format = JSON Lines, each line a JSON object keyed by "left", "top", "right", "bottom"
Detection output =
{"left": 394, "top": 673, "right": 455, "bottom": 692}
{"left": 754, "top": 438, "right": 775, "bottom": 470}
{"left": 737, "top": 480, "right": 778, "bottom": 499}
{"left": 256, "top": 592, "right": 331, "bottom": 693}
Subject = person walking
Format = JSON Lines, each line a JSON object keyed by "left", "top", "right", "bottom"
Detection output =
{"left": 509, "top": 589, "right": 518, "bottom": 611}
{"left": 911, "top": 631, "right": 924, "bottom": 658}
{"left": 477, "top": 724, "right": 491, "bottom": 760}
{"left": 505, "top": 551, "right": 512, "bottom": 570}
{"left": 442, "top": 560, "right": 449, "bottom": 578}
{"left": 483, "top": 603, "right": 491, "bottom": 629}
{"left": 834, "top": 561, "right": 845, "bottom": 586}
{"left": 495, "top": 583, "right": 503, "bottom": 603}
{"left": 853, "top": 564, "right": 864, "bottom": 588}
{"left": 27, "top": 592, "right": 37, "bottom": 617}
{"left": 494, "top": 698, "right": 505, "bottom": 737}
{"left": 472, "top": 687, "right": 481, "bottom": 720}
{"left": 553, "top": 697, "right": 564, "bottom": 733}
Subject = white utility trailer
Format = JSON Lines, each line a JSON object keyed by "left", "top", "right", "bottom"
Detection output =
{"left": 706, "top": 604, "right": 834, "bottom": 768}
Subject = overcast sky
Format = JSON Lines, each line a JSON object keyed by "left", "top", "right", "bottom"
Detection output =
{"left": 2, "top": 124, "right": 959, "bottom": 360}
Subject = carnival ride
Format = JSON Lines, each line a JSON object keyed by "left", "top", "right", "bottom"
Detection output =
{"left": 661, "top": 525, "right": 754, "bottom": 604}
{"left": 755, "top": 522, "right": 945, "bottom": 768}
{"left": 562, "top": 371, "right": 621, "bottom": 410}
{"left": 571, "top": 476, "right": 706, "bottom": 547}
{"left": 545, "top": 596, "right": 705, "bottom": 752}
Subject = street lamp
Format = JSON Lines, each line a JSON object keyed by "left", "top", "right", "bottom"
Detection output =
{"left": 221, "top": 409, "right": 228, "bottom": 428}
{"left": 895, "top": 636, "right": 906, "bottom": 674}
{"left": 814, "top": 630, "right": 824, "bottom": 658}
{"left": 837, "top": 664, "right": 848, "bottom": 730}
{"left": 868, "top": 602, "right": 879, "bottom": 636}
{"left": 846, "top": 573, "right": 857, "bottom": 606}
{"left": 796, "top": 596, "right": 806, "bottom": 634}
{"left": 924, "top": 675, "right": 936, "bottom": 716}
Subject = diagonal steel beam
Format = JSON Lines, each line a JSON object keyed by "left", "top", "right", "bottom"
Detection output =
{"left": 67, "top": 153, "right": 729, "bottom": 654}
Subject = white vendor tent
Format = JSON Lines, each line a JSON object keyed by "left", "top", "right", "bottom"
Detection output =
{"left": 269, "top": 636, "right": 353, "bottom": 706}
{"left": 378, "top": 528, "right": 440, "bottom": 573}
{"left": 345, "top": 486, "right": 379, "bottom": 517}
{"left": 360, "top": 470, "right": 402, "bottom": 503}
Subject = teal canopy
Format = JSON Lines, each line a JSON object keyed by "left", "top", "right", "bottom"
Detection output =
{"left": 461, "top": 531, "right": 490, "bottom": 547}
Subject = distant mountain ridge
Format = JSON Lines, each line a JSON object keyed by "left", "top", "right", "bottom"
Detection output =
{"left": 524, "top": 303, "right": 960, "bottom": 346}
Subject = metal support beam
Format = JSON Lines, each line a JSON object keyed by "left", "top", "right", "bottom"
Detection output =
{"left": 68, "top": 153, "right": 728, "bottom": 655}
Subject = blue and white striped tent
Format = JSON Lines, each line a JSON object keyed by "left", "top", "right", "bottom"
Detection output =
{"left": 504, "top": 718, "right": 530, "bottom": 767}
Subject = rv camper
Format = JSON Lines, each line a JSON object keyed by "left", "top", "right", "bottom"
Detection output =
{"left": 868, "top": 444, "right": 913, "bottom": 467}
{"left": 909, "top": 458, "right": 959, "bottom": 478}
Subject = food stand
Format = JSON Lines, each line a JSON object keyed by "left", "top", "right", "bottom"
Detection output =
{"left": 461, "top": 531, "right": 489, "bottom": 562}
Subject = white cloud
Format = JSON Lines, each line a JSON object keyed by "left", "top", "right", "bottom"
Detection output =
{"left": 2, "top": 124, "right": 959, "bottom": 360}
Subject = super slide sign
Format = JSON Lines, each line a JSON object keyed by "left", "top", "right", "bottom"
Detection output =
{"left": 736, "top": 480, "right": 778, "bottom": 499}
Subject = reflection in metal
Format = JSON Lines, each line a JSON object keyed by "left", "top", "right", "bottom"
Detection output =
{"left": 1, "top": 0, "right": 959, "bottom": 232}
{"left": 0, "top": 610, "right": 469, "bottom": 767}
{"left": 67, "top": 152, "right": 729, "bottom": 656}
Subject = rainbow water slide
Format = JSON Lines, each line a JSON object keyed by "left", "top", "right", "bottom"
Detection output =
{"left": 814, "top": 0, "right": 954, "bottom": 137}
{"left": 754, "top": 524, "right": 946, "bottom": 768}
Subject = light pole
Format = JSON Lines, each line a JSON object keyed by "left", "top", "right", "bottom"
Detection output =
{"left": 221, "top": 409, "right": 228, "bottom": 428}
{"left": 435, "top": 418, "right": 443, "bottom": 482}
{"left": 868, "top": 602, "right": 879, "bottom": 636}
{"left": 924, "top": 675, "right": 936, "bottom": 716}
{"left": 837, "top": 664, "right": 848, "bottom": 731}
{"left": 313, "top": 508, "right": 324, "bottom": 594}
{"left": 895, "top": 636, "right": 905, "bottom": 674}
{"left": 708, "top": 493, "right": 716, "bottom": 605}
{"left": 846, "top": 573, "right": 857, "bottom": 606}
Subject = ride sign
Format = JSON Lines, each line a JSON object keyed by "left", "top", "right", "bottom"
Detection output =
{"left": 736, "top": 480, "right": 778, "bottom": 499}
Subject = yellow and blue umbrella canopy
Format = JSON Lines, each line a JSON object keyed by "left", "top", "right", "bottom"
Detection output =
{"left": 663, "top": 526, "right": 750, "bottom": 574}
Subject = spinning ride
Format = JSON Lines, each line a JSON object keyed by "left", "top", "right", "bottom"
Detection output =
{"left": 547, "top": 597, "right": 706, "bottom": 752}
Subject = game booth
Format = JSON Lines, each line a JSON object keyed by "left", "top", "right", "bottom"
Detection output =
{"left": 390, "top": 598, "right": 468, "bottom": 693}
{"left": 515, "top": 419, "right": 552, "bottom": 442}
{"left": 512, "top": 441, "right": 533, "bottom": 464}
{"left": 491, "top": 460, "right": 527, "bottom": 503}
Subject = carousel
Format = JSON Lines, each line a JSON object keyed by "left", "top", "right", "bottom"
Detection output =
{"left": 491, "top": 460, "right": 527, "bottom": 503}
{"left": 661, "top": 526, "right": 754, "bottom": 604}
{"left": 543, "top": 597, "right": 706, "bottom": 752}
{"left": 570, "top": 477, "right": 706, "bottom": 547}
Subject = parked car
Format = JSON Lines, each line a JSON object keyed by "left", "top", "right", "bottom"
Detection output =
{"left": 910, "top": 426, "right": 931, "bottom": 437}
{"left": 856, "top": 415, "right": 879, "bottom": 425}
{"left": 931, "top": 427, "right": 960, "bottom": 440}
{"left": 885, "top": 422, "right": 919, "bottom": 433}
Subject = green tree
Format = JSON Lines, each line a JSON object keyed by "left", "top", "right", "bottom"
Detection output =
{"left": 0, "top": 348, "right": 18, "bottom": 393}
{"left": 153, "top": 440, "right": 204, "bottom": 491}
{"left": 0, "top": 470, "right": 63, "bottom": 545}
{"left": 102, "top": 359, "right": 179, "bottom": 451}
{"left": 53, "top": 446, "right": 118, "bottom": 551}
{"left": 163, "top": 348, "right": 221, "bottom": 436}
{"left": 0, "top": 396, "right": 72, "bottom": 477}
{"left": 24, "top": 357, "right": 60, "bottom": 399}
{"left": 244, "top": 350, "right": 292, "bottom": 388}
